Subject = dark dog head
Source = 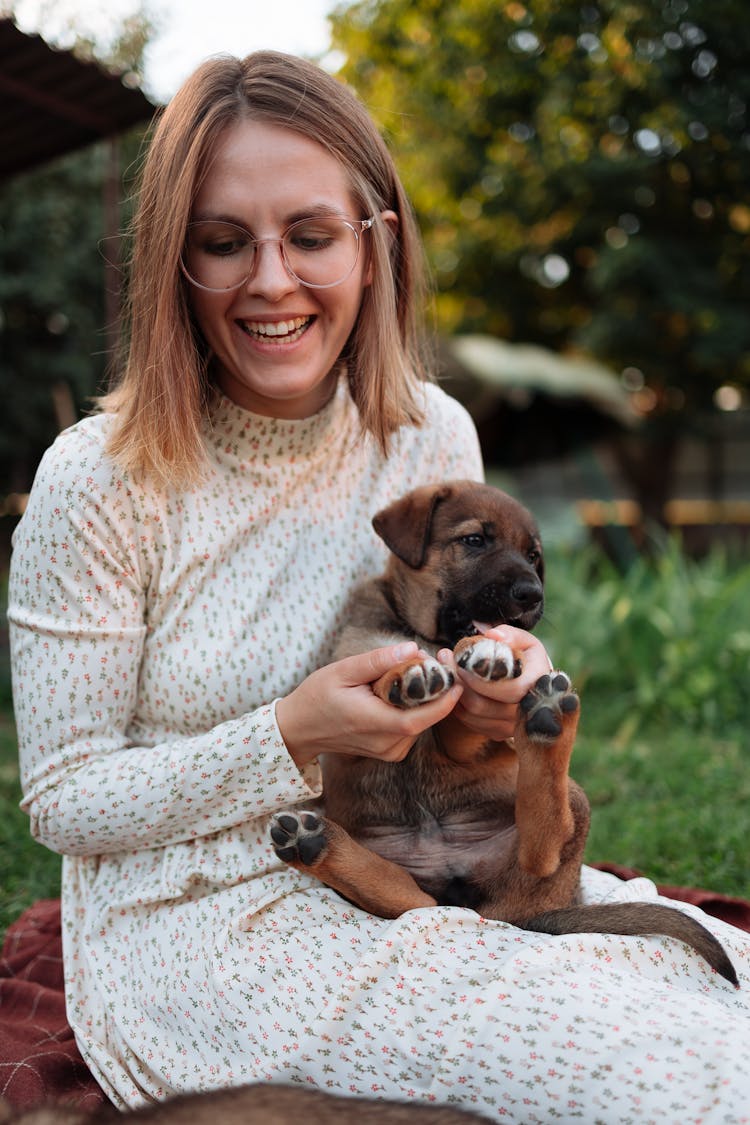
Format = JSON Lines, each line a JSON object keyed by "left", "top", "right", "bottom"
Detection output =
{"left": 373, "top": 480, "right": 544, "bottom": 647}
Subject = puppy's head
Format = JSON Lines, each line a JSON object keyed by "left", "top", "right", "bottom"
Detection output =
{"left": 373, "top": 480, "right": 544, "bottom": 646}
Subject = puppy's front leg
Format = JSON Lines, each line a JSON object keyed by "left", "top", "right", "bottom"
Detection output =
{"left": 271, "top": 810, "right": 437, "bottom": 917}
{"left": 435, "top": 635, "right": 521, "bottom": 764}
{"left": 372, "top": 654, "right": 454, "bottom": 707}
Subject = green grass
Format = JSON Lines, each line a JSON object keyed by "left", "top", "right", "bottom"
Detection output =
{"left": 0, "top": 711, "right": 61, "bottom": 934}
{"left": 574, "top": 727, "right": 749, "bottom": 894}
{"left": 536, "top": 534, "right": 750, "bottom": 896}
{"left": 1, "top": 536, "right": 748, "bottom": 942}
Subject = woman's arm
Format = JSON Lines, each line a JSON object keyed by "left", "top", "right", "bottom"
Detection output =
{"left": 8, "top": 441, "right": 324, "bottom": 858}
{"left": 9, "top": 434, "right": 467, "bottom": 859}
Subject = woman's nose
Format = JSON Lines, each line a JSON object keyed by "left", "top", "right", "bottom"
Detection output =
{"left": 243, "top": 239, "right": 299, "bottom": 300}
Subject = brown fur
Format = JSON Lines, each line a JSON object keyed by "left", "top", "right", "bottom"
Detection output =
{"left": 272, "top": 481, "right": 737, "bottom": 987}
{"left": 0, "top": 1087, "right": 490, "bottom": 1124}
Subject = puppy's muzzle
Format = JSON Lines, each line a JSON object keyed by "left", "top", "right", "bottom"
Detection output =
{"left": 472, "top": 575, "right": 544, "bottom": 628}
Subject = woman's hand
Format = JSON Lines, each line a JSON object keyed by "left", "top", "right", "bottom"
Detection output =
{"left": 437, "top": 625, "right": 552, "bottom": 743}
{"left": 276, "top": 643, "right": 464, "bottom": 770}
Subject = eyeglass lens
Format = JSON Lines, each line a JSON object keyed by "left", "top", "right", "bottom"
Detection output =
{"left": 182, "top": 217, "right": 364, "bottom": 290}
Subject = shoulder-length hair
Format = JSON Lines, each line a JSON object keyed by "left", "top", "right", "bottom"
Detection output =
{"left": 103, "top": 50, "right": 431, "bottom": 485}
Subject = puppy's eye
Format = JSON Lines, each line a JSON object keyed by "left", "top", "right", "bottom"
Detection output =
{"left": 460, "top": 533, "right": 486, "bottom": 549}
{"left": 527, "top": 548, "right": 541, "bottom": 564}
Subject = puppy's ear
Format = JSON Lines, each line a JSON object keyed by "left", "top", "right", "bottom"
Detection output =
{"left": 373, "top": 484, "right": 452, "bottom": 568}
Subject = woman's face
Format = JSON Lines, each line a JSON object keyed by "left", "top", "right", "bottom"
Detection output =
{"left": 186, "top": 118, "right": 374, "bottom": 419}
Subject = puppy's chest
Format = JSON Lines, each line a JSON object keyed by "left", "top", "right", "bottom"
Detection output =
{"left": 322, "top": 739, "right": 516, "bottom": 838}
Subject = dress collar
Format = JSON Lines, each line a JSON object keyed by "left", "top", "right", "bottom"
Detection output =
{"left": 204, "top": 375, "right": 355, "bottom": 466}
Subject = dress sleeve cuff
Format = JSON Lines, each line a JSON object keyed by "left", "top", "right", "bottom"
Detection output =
{"left": 270, "top": 698, "right": 323, "bottom": 798}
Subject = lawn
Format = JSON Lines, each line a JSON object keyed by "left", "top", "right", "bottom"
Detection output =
{"left": 0, "top": 711, "right": 61, "bottom": 933}
{"left": 1, "top": 536, "right": 748, "bottom": 939}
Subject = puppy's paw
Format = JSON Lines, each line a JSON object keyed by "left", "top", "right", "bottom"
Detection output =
{"left": 374, "top": 656, "right": 454, "bottom": 708}
{"left": 270, "top": 810, "right": 327, "bottom": 866}
{"left": 518, "top": 671, "right": 579, "bottom": 742}
{"left": 453, "top": 635, "right": 520, "bottom": 681}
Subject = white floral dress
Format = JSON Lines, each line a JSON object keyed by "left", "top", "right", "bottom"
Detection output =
{"left": 8, "top": 379, "right": 750, "bottom": 1124}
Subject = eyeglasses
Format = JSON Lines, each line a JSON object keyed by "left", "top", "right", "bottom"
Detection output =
{"left": 180, "top": 215, "right": 375, "bottom": 292}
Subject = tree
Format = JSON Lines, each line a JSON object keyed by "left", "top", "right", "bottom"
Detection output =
{"left": 0, "top": 147, "right": 114, "bottom": 489}
{"left": 330, "top": 0, "right": 750, "bottom": 518}
{"left": 0, "top": 5, "right": 154, "bottom": 495}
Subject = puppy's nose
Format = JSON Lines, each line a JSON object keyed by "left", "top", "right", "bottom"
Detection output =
{"left": 511, "top": 579, "right": 543, "bottom": 608}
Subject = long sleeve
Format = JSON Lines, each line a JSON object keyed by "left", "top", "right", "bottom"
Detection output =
{"left": 8, "top": 431, "right": 321, "bottom": 857}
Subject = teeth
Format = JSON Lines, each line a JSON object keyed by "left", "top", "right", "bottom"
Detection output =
{"left": 242, "top": 316, "right": 311, "bottom": 340}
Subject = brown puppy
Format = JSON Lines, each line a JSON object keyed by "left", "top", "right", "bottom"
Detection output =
{"left": 272, "top": 481, "right": 737, "bottom": 986}
{"left": 0, "top": 1086, "right": 490, "bottom": 1124}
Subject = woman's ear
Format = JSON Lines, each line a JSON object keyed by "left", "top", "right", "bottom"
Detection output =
{"left": 364, "top": 209, "right": 398, "bottom": 286}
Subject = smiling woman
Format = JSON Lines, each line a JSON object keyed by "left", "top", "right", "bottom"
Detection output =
{"left": 7, "top": 46, "right": 750, "bottom": 1124}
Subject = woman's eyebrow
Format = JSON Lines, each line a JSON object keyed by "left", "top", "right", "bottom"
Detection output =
{"left": 189, "top": 210, "right": 248, "bottom": 226}
{"left": 285, "top": 204, "right": 349, "bottom": 223}
{"left": 190, "top": 203, "right": 350, "bottom": 227}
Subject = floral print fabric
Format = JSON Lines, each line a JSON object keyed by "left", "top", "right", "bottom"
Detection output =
{"left": 8, "top": 380, "right": 750, "bottom": 1122}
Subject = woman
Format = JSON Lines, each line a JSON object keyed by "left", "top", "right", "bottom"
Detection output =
{"left": 8, "top": 51, "right": 750, "bottom": 1122}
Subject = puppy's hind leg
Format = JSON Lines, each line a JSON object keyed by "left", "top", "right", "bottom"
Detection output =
{"left": 270, "top": 810, "right": 436, "bottom": 917}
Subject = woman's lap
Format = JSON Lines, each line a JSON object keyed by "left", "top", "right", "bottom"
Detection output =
{"left": 76, "top": 874, "right": 750, "bottom": 1121}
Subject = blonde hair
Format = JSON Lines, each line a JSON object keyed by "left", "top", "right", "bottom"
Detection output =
{"left": 103, "top": 51, "right": 431, "bottom": 485}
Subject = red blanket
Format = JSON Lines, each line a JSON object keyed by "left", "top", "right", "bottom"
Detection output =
{"left": 0, "top": 899, "right": 107, "bottom": 1110}
{"left": 2, "top": 877, "right": 749, "bottom": 1111}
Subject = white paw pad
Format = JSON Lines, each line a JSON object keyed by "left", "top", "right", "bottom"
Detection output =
{"left": 388, "top": 657, "right": 453, "bottom": 707}
{"left": 457, "top": 638, "right": 519, "bottom": 681}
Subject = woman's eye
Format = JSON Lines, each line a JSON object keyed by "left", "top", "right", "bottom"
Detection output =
{"left": 207, "top": 237, "right": 245, "bottom": 257}
{"left": 460, "top": 534, "right": 486, "bottom": 549}
{"left": 290, "top": 231, "right": 333, "bottom": 252}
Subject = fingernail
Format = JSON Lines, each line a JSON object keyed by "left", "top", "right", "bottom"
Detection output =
{"left": 392, "top": 642, "right": 417, "bottom": 660}
{"left": 474, "top": 621, "right": 509, "bottom": 640}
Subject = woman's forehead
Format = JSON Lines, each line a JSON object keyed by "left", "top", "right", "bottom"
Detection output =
{"left": 193, "top": 118, "right": 361, "bottom": 224}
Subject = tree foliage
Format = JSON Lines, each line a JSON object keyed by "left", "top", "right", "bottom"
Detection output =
{"left": 0, "top": 7, "right": 152, "bottom": 491}
{"left": 330, "top": 0, "right": 750, "bottom": 469}
{"left": 1, "top": 148, "right": 109, "bottom": 484}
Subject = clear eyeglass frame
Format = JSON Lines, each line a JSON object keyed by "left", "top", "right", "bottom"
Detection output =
{"left": 180, "top": 215, "right": 376, "bottom": 292}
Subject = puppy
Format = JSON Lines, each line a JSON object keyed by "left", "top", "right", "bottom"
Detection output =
{"left": 272, "top": 481, "right": 737, "bottom": 986}
{"left": 0, "top": 1086, "right": 489, "bottom": 1124}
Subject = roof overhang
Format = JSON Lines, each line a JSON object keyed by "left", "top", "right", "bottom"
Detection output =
{"left": 0, "top": 17, "right": 157, "bottom": 179}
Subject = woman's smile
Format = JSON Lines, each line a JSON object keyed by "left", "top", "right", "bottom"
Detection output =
{"left": 238, "top": 315, "right": 314, "bottom": 343}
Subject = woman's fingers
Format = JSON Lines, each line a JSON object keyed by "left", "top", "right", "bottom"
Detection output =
{"left": 276, "top": 645, "right": 464, "bottom": 768}
{"left": 335, "top": 642, "right": 420, "bottom": 686}
{"left": 436, "top": 626, "right": 553, "bottom": 741}
{"left": 442, "top": 627, "right": 551, "bottom": 701}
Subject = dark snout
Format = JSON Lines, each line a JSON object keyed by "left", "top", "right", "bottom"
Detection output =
{"left": 472, "top": 567, "right": 544, "bottom": 630}
{"left": 437, "top": 553, "right": 544, "bottom": 646}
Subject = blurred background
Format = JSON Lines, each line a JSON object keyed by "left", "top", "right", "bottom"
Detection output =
{"left": 0, "top": 0, "right": 748, "bottom": 922}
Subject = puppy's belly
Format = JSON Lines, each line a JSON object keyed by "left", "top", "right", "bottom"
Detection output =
{"left": 354, "top": 818, "right": 517, "bottom": 905}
